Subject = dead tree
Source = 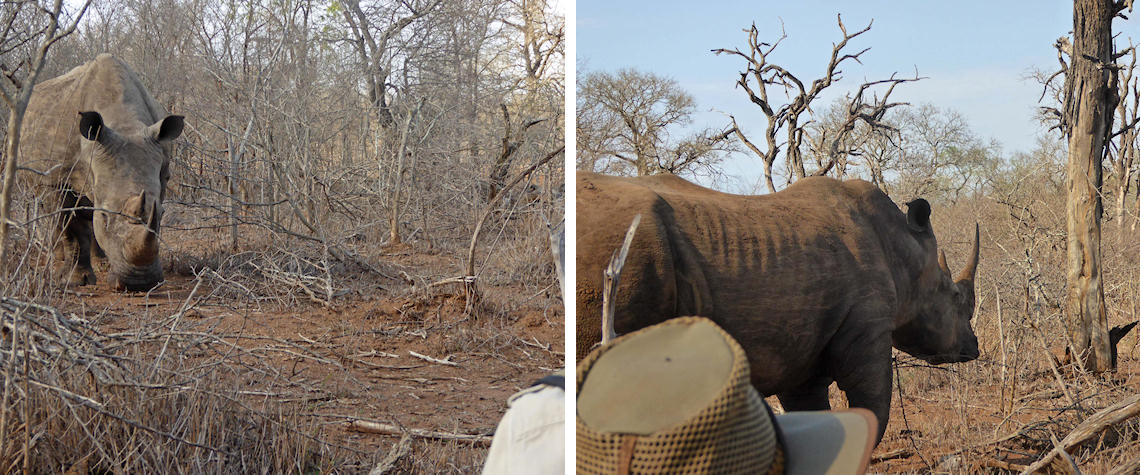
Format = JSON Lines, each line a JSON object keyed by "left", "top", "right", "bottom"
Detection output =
{"left": 714, "top": 14, "right": 899, "bottom": 192}
{"left": 1111, "top": 43, "right": 1140, "bottom": 237}
{"left": 488, "top": 104, "right": 545, "bottom": 201}
{"left": 387, "top": 97, "right": 426, "bottom": 245}
{"left": 463, "top": 145, "right": 562, "bottom": 314}
{"left": 1055, "top": 0, "right": 1131, "bottom": 372}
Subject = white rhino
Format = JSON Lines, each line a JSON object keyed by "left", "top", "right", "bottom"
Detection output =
{"left": 20, "top": 54, "right": 184, "bottom": 290}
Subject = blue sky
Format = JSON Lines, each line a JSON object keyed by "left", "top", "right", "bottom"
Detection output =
{"left": 578, "top": 1, "right": 1140, "bottom": 190}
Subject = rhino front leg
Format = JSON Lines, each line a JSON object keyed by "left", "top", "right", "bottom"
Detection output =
{"left": 776, "top": 375, "right": 832, "bottom": 412}
{"left": 52, "top": 191, "right": 96, "bottom": 286}
{"left": 834, "top": 355, "right": 892, "bottom": 445}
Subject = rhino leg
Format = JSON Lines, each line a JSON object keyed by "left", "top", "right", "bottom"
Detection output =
{"left": 91, "top": 231, "right": 107, "bottom": 272}
{"left": 834, "top": 353, "right": 892, "bottom": 444}
{"left": 52, "top": 191, "right": 96, "bottom": 286}
{"left": 776, "top": 375, "right": 832, "bottom": 412}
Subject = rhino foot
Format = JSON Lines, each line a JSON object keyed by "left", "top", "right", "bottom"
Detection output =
{"left": 58, "top": 265, "right": 97, "bottom": 287}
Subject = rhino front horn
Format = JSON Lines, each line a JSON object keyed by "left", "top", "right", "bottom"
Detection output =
{"left": 124, "top": 225, "right": 159, "bottom": 266}
{"left": 956, "top": 223, "right": 980, "bottom": 285}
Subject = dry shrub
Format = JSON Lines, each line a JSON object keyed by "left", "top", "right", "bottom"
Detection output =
{"left": 0, "top": 293, "right": 348, "bottom": 473}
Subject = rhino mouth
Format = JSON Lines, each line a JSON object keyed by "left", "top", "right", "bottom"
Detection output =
{"left": 920, "top": 347, "right": 980, "bottom": 365}
{"left": 108, "top": 263, "right": 163, "bottom": 291}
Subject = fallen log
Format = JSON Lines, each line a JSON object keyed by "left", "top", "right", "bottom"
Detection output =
{"left": 1020, "top": 394, "right": 1140, "bottom": 474}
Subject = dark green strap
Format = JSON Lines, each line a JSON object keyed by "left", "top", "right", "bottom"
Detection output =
{"left": 531, "top": 374, "right": 564, "bottom": 390}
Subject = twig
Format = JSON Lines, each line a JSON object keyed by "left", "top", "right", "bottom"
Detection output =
{"left": 978, "top": 457, "right": 1029, "bottom": 472}
{"left": 369, "top": 434, "right": 412, "bottom": 475}
{"left": 346, "top": 420, "right": 491, "bottom": 445}
{"left": 893, "top": 361, "right": 932, "bottom": 469}
{"left": 602, "top": 214, "right": 640, "bottom": 343}
{"left": 352, "top": 350, "right": 400, "bottom": 359}
{"left": 408, "top": 351, "right": 458, "bottom": 367}
{"left": 871, "top": 447, "right": 912, "bottom": 463}
{"left": 428, "top": 276, "right": 474, "bottom": 288}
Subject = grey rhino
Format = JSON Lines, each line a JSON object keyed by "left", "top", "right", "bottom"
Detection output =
{"left": 19, "top": 54, "right": 184, "bottom": 290}
{"left": 576, "top": 171, "right": 979, "bottom": 443}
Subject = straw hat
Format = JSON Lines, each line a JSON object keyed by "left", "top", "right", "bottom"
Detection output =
{"left": 577, "top": 317, "right": 877, "bottom": 475}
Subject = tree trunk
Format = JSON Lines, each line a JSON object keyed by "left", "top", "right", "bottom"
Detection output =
{"left": 787, "top": 116, "right": 806, "bottom": 179}
{"left": 1117, "top": 175, "right": 1128, "bottom": 237}
{"left": 0, "top": 105, "right": 28, "bottom": 267}
{"left": 1134, "top": 171, "right": 1140, "bottom": 233}
{"left": 1117, "top": 146, "right": 1132, "bottom": 240}
{"left": 388, "top": 100, "right": 421, "bottom": 245}
{"left": 762, "top": 159, "right": 776, "bottom": 193}
{"left": 1064, "top": 0, "right": 1116, "bottom": 372}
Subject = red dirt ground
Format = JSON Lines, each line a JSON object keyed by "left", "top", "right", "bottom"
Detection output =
{"left": 52, "top": 248, "right": 564, "bottom": 472}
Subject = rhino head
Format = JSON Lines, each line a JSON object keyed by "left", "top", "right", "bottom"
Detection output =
{"left": 893, "top": 199, "right": 980, "bottom": 365}
{"left": 79, "top": 110, "right": 184, "bottom": 291}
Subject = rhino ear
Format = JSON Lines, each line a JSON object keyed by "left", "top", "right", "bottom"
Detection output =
{"left": 905, "top": 198, "right": 932, "bottom": 233}
{"left": 78, "top": 111, "right": 107, "bottom": 142}
{"left": 151, "top": 115, "right": 184, "bottom": 143}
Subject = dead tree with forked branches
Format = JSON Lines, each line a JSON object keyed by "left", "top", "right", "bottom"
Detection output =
{"left": 713, "top": 14, "right": 918, "bottom": 192}
{"left": 813, "top": 74, "right": 922, "bottom": 178}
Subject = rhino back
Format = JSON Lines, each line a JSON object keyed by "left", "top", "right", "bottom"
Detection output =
{"left": 577, "top": 172, "right": 915, "bottom": 393}
{"left": 20, "top": 54, "right": 167, "bottom": 193}
{"left": 577, "top": 172, "right": 688, "bottom": 357}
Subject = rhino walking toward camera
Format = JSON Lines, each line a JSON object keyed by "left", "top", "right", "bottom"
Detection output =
{"left": 19, "top": 54, "right": 184, "bottom": 290}
{"left": 576, "top": 171, "right": 980, "bottom": 443}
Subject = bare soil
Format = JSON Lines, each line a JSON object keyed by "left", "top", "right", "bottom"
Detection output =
{"left": 53, "top": 244, "right": 564, "bottom": 473}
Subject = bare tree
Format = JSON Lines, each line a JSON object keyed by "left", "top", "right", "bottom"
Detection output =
{"left": 577, "top": 68, "right": 734, "bottom": 177}
{"left": 892, "top": 104, "right": 999, "bottom": 202}
{"left": 339, "top": 0, "right": 441, "bottom": 128}
{"left": 0, "top": 0, "right": 90, "bottom": 269}
{"left": 504, "top": 0, "right": 563, "bottom": 99}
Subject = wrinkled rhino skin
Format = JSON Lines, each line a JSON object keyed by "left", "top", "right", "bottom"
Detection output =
{"left": 576, "top": 171, "right": 980, "bottom": 443}
{"left": 19, "top": 54, "right": 184, "bottom": 291}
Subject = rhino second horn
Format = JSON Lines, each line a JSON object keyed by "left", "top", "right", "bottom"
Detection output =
{"left": 126, "top": 190, "right": 147, "bottom": 219}
{"left": 956, "top": 223, "right": 980, "bottom": 285}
